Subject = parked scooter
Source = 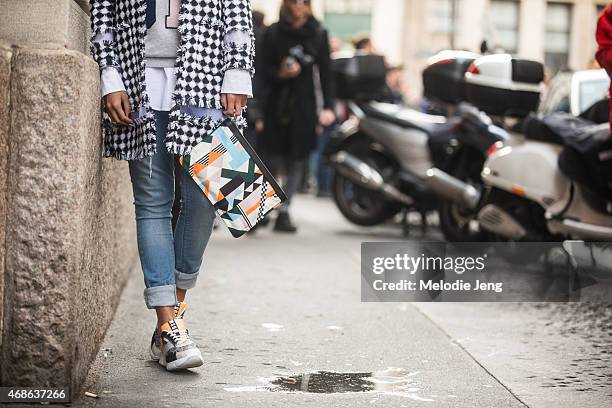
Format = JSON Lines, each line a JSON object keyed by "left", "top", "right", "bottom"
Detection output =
{"left": 480, "top": 119, "right": 612, "bottom": 241}
{"left": 327, "top": 97, "right": 447, "bottom": 230}
{"left": 430, "top": 108, "right": 512, "bottom": 241}
{"left": 325, "top": 53, "right": 485, "bottom": 235}
{"left": 421, "top": 52, "right": 512, "bottom": 241}
{"left": 454, "top": 54, "right": 612, "bottom": 242}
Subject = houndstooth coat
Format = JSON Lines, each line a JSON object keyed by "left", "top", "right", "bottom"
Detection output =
{"left": 89, "top": 0, "right": 255, "bottom": 160}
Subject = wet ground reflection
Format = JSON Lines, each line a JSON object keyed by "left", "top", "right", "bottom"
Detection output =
{"left": 224, "top": 368, "right": 433, "bottom": 401}
{"left": 271, "top": 371, "right": 376, "bottom": 393}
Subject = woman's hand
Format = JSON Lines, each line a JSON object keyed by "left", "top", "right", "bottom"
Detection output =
{"left": 279, "top": 58, "right": 302, "bottom": 79}
{"left": 319, "top": 108, "right": 336, "bottom": 127}
{"left": 221, "top": 93, "right": 248, "bottom": 116}
{"left": 104, "top": 91, "right": 133, "bottom": 126}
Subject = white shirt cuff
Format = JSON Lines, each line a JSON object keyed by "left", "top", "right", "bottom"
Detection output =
{"left": 221, "top": 69, "right": 252, "bottom": 97}
{"left": 100, "top": 67, "right": 125, "bottom": 97}
{"left": 221, "top": 30, "right": 253, "bottom": 97}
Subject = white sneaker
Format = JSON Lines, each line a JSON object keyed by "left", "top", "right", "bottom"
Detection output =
{"left": 158, "top": 319, "right": 203, "bottom": 371}
{"left": 150, "top": 302, "right": 187, "bottom": 361}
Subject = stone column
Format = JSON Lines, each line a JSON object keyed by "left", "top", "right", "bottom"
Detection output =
{"left": 569, "top": 0, "right": 600, "bottom": 70}
{"left": 518, "top": 0, "right": 546, "bottom": 61}
{"left": 371, "top": 0, "right": 406, "bottom": 65}
{"left": 0, "top": 0, "right": 90, "bottom": 52}
{"left": 401, "top": 0, "right": 442, "bottom": 100}
{"left": 0, "top": 42, "right": 11, "bottom": 354}
{"left": 0, "top": 0, "right": 137, "bottom": 398}
{"left": 252, "top": 0, "right": 282, "bottom": 25}
{"left": 454, "top": 0, "right": 489, "bottom": 53}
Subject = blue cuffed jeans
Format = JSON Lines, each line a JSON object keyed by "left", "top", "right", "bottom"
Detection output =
{"left": 128, "top": 110, "right": 217, "bottom": 309}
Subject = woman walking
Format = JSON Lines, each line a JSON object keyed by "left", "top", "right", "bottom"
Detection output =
{"left": 259, "top": 0, "right": 335, "bottom": 233}
{"left": 89, "top": 0, "right": 254, "bottom": 371}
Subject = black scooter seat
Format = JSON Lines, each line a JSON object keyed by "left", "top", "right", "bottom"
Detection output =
{"left": 523, "top": 113, "right": 600, "bottom": 146}
{"left": 361, "top": 102, "right": 447, "bottom": 135}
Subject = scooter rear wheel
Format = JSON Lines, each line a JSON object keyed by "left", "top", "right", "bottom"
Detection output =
{"left": 331, "top": 137, "right": 402, "bottom": 226}
{"left": 333, "top": 172, "right": 401, "bottom": 226}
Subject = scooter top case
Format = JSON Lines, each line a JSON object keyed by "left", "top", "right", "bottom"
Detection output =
{"left": 333, "top": 52, "right": 387, "bottom": 100}
{"left": 422, "top": 50, "right": 481, "bottom": 105}
{"left": 465, "top": 54, "right": 544, "bottom": 117}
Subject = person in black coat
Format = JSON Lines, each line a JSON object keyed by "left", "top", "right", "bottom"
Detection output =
{"left": 245, "top": 10, "right": 267, "bottom": 147}
{"left": 259, "top": 0, "right": 335, "bottom": 233}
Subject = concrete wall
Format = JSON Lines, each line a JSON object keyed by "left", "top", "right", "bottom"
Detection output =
{"left": 0, "top": 0, "right": 90, "bottom": 52}
{"left": 0, "top": 43, "right": 11, "bottom": 354}
{"left": 0, "top": 0, "right": 137, "bottom": 397}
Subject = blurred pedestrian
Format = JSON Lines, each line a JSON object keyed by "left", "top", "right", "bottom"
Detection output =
{"left": 246, "top": 10, "right": 267, "bottom": 148}
{"left": 313, "top": 35, "right": 343, "bottom": 198}
{"left": 353, "top": 35, "right": 375, "bottom": 53}
{"left": 595, "top": 3, "right": 612, "bottom": 131}
{"left": 381, "top": 65, "right": 406, "bottom": 105}
{"left": 329, "top": 36, "right": 343, "bottom": 55}
{"left": 259, "top": 0, "right": 335, "bottom": 233}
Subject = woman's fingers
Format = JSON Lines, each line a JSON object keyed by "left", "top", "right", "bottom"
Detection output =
{"left": 222, "top": 94, "right": 248, "bottom": 116}
{"left": 221, "top": 93, "right": 228, "bottom": 111}
{"left": 105, "top": 99, "right": 122, "bottom": 124}
{"left": 121, "top": 93, "right": 133, "bottom": 124}
{"left": 107, "top": 105, "right": 120, "bottom": 124}
{"left": 232, "top": 95, "right": 247, "bottom": 116}
{"left": 290, "top": 64, "right": 301, "bottom": 77}
{"left": 223, "top": 94, "right": 238, "bottom": 116}
{"left": 224, "top": 94, "right": 235, "bottom": 115}
{"left": 234, "top": 95, "right": 245, "bottom": 116}
{"left": 104, "top": 91, "right": 132, "bottom": 126}
{"left": 114, "top": 99, "right": 131, "bottom": 125}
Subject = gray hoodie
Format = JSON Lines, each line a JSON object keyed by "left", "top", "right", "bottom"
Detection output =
{"left": 145, "top": 0, "right": 181, "bottom": 67}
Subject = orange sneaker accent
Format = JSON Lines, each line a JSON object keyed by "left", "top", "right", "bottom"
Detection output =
{"left": 175, "top": 302, "right": 187, "bottom": 319}
{"left": 160, "top": 318, "right": 185, "bottom": 334}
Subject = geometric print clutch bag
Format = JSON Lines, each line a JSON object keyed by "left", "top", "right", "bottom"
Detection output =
{"left": 178, "top": 119, "right": 287, "bottom": 238}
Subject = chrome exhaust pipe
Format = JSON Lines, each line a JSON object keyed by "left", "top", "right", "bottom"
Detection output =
{"left": 477, "top": 204, "right": 527, "bottom": 240}
{"left": 330, "top": 151, "right": 414, "bottom": 206}
{"left": 425, "top": 168, "right": 480, "bottom": 210}
{"left": 549, "top": 218, "right": 612, "bottom": 241}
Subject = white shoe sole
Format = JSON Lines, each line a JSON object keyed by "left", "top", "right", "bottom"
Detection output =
{"left": 150, "top": 346, "right": 161, "bottom": 361}
{"left": 159, "top": 347, "right": 204, "bottom": 371}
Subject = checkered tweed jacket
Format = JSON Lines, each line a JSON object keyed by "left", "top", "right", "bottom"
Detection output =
{"left": 89, "top": 0, "right": 255, "bottom": 160}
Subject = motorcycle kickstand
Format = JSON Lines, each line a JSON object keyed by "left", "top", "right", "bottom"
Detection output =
{"left": 420, "top": 211, "right": 428, "bottom": 235}
{"left": 402, "top": 208, "right": 410, "bottom": 238}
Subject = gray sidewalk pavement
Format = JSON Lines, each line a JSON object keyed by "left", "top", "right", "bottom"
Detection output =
{"left": 76, "top": 196, "right": 610, "bottom": 408}
{"left": 416, "top": 303, "right": 612, "bottom": 408}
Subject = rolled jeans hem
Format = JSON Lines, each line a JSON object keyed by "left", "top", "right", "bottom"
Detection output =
{"left": 175, "top": 270, "right": 199, "bottom": 290}
{"left": 144, "top": 284, "right": 177, "bottom": 309}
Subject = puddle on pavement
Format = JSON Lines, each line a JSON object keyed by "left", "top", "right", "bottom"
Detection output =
{"left": 224, "top": 368, "right": 434, "bottom": 401}
{"left": 261, "top": 323, "right": 284, "bottom": 333}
